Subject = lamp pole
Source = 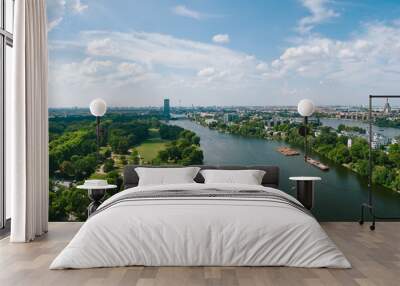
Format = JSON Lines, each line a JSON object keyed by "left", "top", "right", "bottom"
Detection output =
{"left": 90, "top": 99, "right": 107, "bottom": 163}
{"left": 368, "top": 95, "right": 372, "bottom": 208}
{"left": 360, "top": 95, "right": 400, "bottom": 231}
{"left": 304, "top": 116, "right": 308, "bottom": 162}
{"left": 96, "top": 116, "right": 100, "bottom": 162}
{"left": 297, "top": 99, "right": 315, "bottom": 162}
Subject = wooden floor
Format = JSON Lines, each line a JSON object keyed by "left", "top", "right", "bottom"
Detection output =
{"left": 0, "top": 222, "right": 399, "bottom": 286}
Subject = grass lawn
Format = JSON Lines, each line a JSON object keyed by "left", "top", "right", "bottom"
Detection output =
{"left": 109, "top": 128, "right": 170, "bottom": 166}
{"left": 136, "top": 138, "right": 169, "bottom": 163}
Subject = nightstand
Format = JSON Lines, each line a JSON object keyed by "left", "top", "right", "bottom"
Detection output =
{"left": 77, "top": 180, "right": 117, "bottom": 217}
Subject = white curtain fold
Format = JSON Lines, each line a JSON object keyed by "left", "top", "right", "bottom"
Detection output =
{"left": 9, "top": 0, "right": 49, "bottom": 242}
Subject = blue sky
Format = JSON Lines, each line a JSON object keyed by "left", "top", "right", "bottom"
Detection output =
{"left": 47, "top": 0, "right": 400, "bottom": 107}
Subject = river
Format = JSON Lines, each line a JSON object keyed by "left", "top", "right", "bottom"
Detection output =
{"left": 321, "top": 118, "right": 400, "bottom": 138}
{"left": 171, "top": 119, "right": 400, "bottom": 221}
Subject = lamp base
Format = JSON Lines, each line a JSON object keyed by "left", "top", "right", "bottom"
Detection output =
{"left": 359, "top": 203, "right": 376, "bottom": 231}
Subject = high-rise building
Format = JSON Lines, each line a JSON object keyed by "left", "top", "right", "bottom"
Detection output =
{"left": 163, "top": 98, "right": 170, "bottom": 119}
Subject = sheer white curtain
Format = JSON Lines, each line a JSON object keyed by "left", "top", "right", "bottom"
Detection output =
{"left": 9, "top": 0, "right": 49, "bottom": 242}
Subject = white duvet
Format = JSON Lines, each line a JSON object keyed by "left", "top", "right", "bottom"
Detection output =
{"left": 50, "top": 183, "right": 351, "bottom": 269}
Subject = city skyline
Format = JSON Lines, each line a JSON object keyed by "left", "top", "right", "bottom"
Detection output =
{"left": 47, "top": 0, "right": 400, "bottom": 107}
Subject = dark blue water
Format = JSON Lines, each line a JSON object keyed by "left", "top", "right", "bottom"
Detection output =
{"left": 172, "top": 120, "right": 400, "bottom": 221}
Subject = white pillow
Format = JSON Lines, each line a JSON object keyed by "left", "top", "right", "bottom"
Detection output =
{"left": 135, "top": 167, "right": 201, "bottom": 186}
{"left": 200, "top": 169, "right": 266, "bottom": 185}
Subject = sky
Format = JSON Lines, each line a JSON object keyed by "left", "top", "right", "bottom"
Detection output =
{"left": 47, "top": 0, "right": 400, "bottom": 107}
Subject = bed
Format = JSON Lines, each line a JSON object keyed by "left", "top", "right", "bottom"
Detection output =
{"left": 50, "top": 165, "right": 350, "bottom": 269}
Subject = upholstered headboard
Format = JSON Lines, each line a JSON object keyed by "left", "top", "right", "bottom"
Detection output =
{"left": 123, "top": 165, "right": 280, "bottom": 189}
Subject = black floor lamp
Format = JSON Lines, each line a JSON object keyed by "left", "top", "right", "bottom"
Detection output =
{"left": 89, "top": 98, "right": 107, "bottom": 162}
{"left": 359, "top": 95, "right": 400, "bottom": 230}
{"left": 297, "top": 99, "right": 315, "bottom": 161}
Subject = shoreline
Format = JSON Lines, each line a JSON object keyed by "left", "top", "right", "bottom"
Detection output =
{"left": 191, "top": 119, "right": 398, "bottom": 193}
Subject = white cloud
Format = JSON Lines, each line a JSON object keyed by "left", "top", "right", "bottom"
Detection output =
{"left": 79, "top": 30, "right": 259, "bottom": 75}
{"left": 72, "top": 0, "right": 88, "bottom": 14}
{"left": 87, "top": 38, "right": 118, "bottom": 56}
{"left": 49, "top": 21, "right": 400, "bottom": 107}
{"left": 171, "top": 5, "right": 224, "bottom": 20}
{"left": 297, "top": 0, "right": 339, "bottom": 34}
{"left": 46, "top": 0, "right": 88, "bottom": 31}
{"left": 256, "top": 62, "right": 268, "bottom": 71}
{"left": 118, "top": 63, "right": 146, "bottom": 77}
{"left": 49, "top": 57, "right": 153, "bottom": 103}
{"left": 269, "top": 21, "right": 400, "bottom": 90}
{"left": 197, "top": 67, "right": 216, "bottom": 77}
{"left": 172, "top": 5, "right": 202, "bottom": 20}
{"left": 47, "top": 0, "right": 66, "bottom": 31}
{"left": 212, "top": 34, "right": 230, "bottom": 44}
{"left": 49, "top": 30, "right": 269, "bottom": 106}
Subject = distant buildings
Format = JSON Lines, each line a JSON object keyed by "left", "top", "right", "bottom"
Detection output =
{"left": 223, "top": 113, "right": 239, "bottom": 123}
{"left": 163, "top": 99, "right": 170, "bottom": 119}
{"left": 205, "top": 119, "right": 217, "bottom": 125}
{"left": 372, "top": 133, "right": 388, "bottom": 149}
{"left": 347, "top": 138, "right": 352, "bottom": 148}
{"left": 199, "top": 112, "right": 215, "bottom": 118}
{"left": 383, "top": 98, "right": 392, "bottom": 114}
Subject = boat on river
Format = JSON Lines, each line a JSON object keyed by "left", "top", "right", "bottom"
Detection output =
{"left": 307, "top": 158, "right": 329, "bottom": 171}
{"left": 277, "top": 147, "right": 300, "bottom": 156}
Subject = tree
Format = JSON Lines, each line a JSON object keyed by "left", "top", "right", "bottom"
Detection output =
{"left": 71, "top": 154, "right": 97, "bottom": 180}
{"left": 49, "top": 190, "right": 67, "bottom": 221}
{"left": 103, "top": 159, "right": 115, "bottom": 173}
{"left": 159, "top": 124, "right": 184, "bottom": 140}
{"left": 350, "top": 138, "right": 368, "bottom": 161}
{"left": 110, "top": 134, "right": 130, "bottom": 154}
{"left": 59, "top": 161, "right": 75, "bottom": 178}
{"left": 388, "top": 144, "right": 400, "bottom": 168}
{"left": 314, "top": 127, "right": 337, "bottom": 146}
{"left": 192, "top": 135, "right": 200, "bottom": 145}
{"left": 390, "top": 172, "right": 400, "bottom": 191}
{"left": 337, "top": 124, "right": 346, "bottom": 132}
{"left": 103, "top": 148, "right": 112, "bottom": 158}
{"left": 354, "top": 160, "right": 369, "bottom": 177}
{"left": 129, "top": 149, "right": 140, "bottom": 164}
{"left": 373, "top": 150, "right": 390, "bottom": 166}
{"left": 155, "top": 129, "right": 203, "bottom": 165}
{"left": 105, "top": 171, "right": 123, "bottom": 195}
{"left": 158, "top": 150, "right": 169, "bottom": 162}
{"left": 120, "top": 155, "right": 128, "bottom": 166}
{"left": 327, "top": 144, "right": 351, "bottom": 164}
{"left": 372, "top": 165, "right": 389, "bottom": 185}
{"left": 63, "top": 187, "right": 90, "bottom": 221}
{"left": 180, "top": 146, "right": 203, "bottom": 165}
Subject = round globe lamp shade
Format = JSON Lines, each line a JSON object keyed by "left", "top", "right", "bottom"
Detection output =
{"left": 90, "top": 99, "right": 107, "bottom": 117}
{"left": 297, "top": 99, "right": 315, "bottom": 117}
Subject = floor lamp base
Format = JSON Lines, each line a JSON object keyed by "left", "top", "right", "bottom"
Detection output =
{"left": 359, "top": 203, "right": 376, "bottom": 231}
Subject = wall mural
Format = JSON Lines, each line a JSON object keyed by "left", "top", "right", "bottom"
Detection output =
{"left": 47, "top": 0, "right": 400, "bottom": 221}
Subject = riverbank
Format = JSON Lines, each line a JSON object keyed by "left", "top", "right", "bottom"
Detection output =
{"left": 170, "top": 119, "right": 400, "bottom": 221}
{"left": 192, "top": 117, "right": 400, "bottom": 193}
